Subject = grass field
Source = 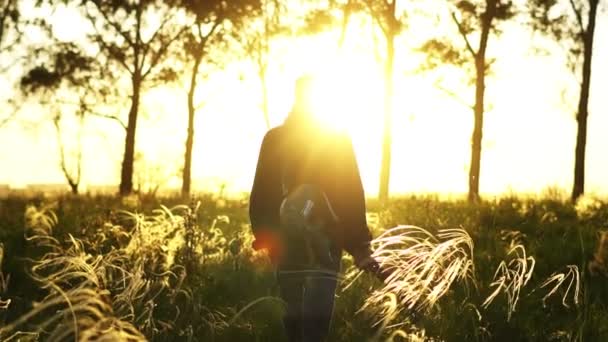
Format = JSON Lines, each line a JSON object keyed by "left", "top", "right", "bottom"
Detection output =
{"left": 1, "top": 193, "right": 607, "bottom": 341}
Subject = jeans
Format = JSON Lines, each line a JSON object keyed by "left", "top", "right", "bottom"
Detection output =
{"left": 276, "top": 254, "right": 341, "bottom": 342}
{"left": 276, "top": 183, "right": 342, "bottom": 341}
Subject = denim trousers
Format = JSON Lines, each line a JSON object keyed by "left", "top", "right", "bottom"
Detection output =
{"left": 276, "top": 254, "right": 341, "bottom": 342}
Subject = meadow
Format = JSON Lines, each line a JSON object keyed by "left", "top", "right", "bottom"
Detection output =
{"left": 0, "top": 193, "right": 607, "bottom": 341}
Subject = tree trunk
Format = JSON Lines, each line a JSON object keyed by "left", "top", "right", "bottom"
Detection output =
{"left": 571, "top": 0, "right": 599, "bottom": 202}
{"left": 378, "top": 24, "right": 395, "bottom": 203}
{"left": 69, "top": 182, "right": 79, "bottom": 195}
{"left": 338, "top": 0, "right": 352, "bottom": 48}
{"left": 468, "top": 3, "right": 494, "bottom": 203}
{"left": 182, "top": 53, "right": 203, "bottom": 198}
{"left": 119, "top": 74, "right": 141, "bottom": 196}
{"left": 260, "top": 66, "right": 270, "bottom": 129}
{"left": 468, "top": 57, "right": 485, "bottom": 203}
{"left": 260, "top": 3, "right": 271, "bottom": 130}
{"left": 54, "top": 114, "right": 80, "bottom": 196}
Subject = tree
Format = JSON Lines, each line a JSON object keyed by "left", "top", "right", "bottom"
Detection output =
{"left": 296, "top": 0, "right": 404, "bottom": 202}
{"left": 79, "top": 0, "right": 187, "bottom": 195}
{"left": 20, "top": 43, "right": 95, "bottom": 194}
{"left": 242, "top": 0, "right": 285, "bottom": 130}
{"left": 365, "top": 0, "right": 400, "bottom": 203}
{"left": 179, "top": 0, "right": 261, "bottom": 198}
{"left": 52, "top": 112, "right": 83, "bottom": 194}
{"left": 528, "top": 0, "right": 602, "bottom": 202}
{"left": 0, "top": 0, "right": 24, "bottom": 128}
{"left": 0, "top": 0, "right": 21, "bottom": 72}
{"left": 421, "top": 0, "right": 517, "bottom": 202}
{"left": 325, "top": 0, "right": 403, "bottom": 202}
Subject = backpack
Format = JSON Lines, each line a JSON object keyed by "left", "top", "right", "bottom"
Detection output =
{"left": 278, "top": 182, "right": 339, "bottom": 269}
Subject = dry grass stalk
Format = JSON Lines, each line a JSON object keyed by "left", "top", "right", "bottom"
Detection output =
{"left": 482, "top": 244, "right": 535, "bottom": 320}
{"left": 363, "top": 226, "right": 475, "bottom": 327}
{"left": 539, "top": 265, "right": 581, "bottom": 308}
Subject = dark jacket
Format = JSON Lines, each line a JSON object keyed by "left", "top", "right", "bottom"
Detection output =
{"left": 249, "top": 116, "right": 372, "bottom": 257}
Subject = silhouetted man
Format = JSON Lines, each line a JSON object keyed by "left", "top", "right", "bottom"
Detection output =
{"left": 249, "top": 76, "right": 385, "bottom": 342}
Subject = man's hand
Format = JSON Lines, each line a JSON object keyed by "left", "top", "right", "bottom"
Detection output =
{"left": 352, "top": 248, "right": 391, "bottom": 283}
{"left": 252, "top": 230, "right": 282, "bottom": 264}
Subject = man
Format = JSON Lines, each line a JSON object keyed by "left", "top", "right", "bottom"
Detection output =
{"left": 249, "top": 75, "right": 385, "bottom": 342}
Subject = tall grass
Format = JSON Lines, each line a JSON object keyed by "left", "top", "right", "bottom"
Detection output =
{"left": 356, "top": 204, "right": 597, "bottom": 340}
{"left": 1, "top": 195, "right": 607, "bottom": 341}
{"left": 1, "top": 205, "right": 146, "bottom": 341}
{"left": 365, "top": 226, "right": 475, "bottom": 317}
{"left": 0, "top": 203, "right": 231, "bottom": 341}
{"left": 0, "top": 242, "right": 11, "bottom": 327}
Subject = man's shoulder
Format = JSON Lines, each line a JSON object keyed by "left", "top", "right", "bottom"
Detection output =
{"left": 265, "top": 125, "right": 284, "bottom": 137}
{"left": 263, "top": 125, "right": 286, "bottom": 142}
{"left": 259, "top": 126, "right": 286, "bottom": 151}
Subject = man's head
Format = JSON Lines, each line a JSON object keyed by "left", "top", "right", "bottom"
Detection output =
{"left": 291, "top": 74, "right": 316, "bottom": 117}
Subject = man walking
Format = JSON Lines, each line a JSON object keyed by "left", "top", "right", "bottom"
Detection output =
{"left": 249, "top": 75, "right": 385, "bottom": 341}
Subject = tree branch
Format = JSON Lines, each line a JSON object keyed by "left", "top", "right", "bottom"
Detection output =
{"left": 0, "top": 111, "right": 16, "bottom": 128}
{"left": 451, "top": 12, "right": 477, "bottom": 59}
{"left": 363, "top": 0, "right": 390, "bottom": 38}
{"left": 0, "top": 0, "right": 13, "bottom": 50}
{"left": 89, "top": 1, "right": 135, "bottom": 47}
{"left": 47, "top": 98, "right": 128, "bottom": 130}
{"left": 88, "top": 111, "right": 128, "bottom": 130}
{"left": 568, "top": 0, "right": 586, "bottom": 36}
{"left": 339, "top": 0, "right": 353, "bottom": 48}
{"left": 142, "top": 26, "right": 189, "bottom": 79}
{"left": 195, "top": 16, "right": 224, "bottom": 58}
{"left": 0, "top": 42, "right": 24, "bottom": 72}
{"left": 434, "top": 79, "right": 474, "bottom": 110}
{"left": 0, "top": 10, "right": 7, "bottom": 52}
{"left": 142, "top": 11, "right": 177, "bottom": 57}
{"left": 0, "top": 0, "right": 24, "bottom": 55}
{"left": 134, "top": 2, "right": 143, "bottom": 74}
{"left": 0, "top": 98, "right": 22, "bottom": 129}
{"left": 85, "top": 6, "right": 134, "bottom": 75}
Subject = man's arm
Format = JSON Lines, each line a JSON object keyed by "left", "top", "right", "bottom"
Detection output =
{"left": 328, "top": 137, "right": 389, "bottom": 281}
{"left": 249, "top": 129, "right": 282, "bottom": 248}
{"left": 328, "top": 136, "right": 373, "bottom": 257}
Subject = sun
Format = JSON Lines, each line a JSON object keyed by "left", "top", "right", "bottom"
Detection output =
{"left": 306, "top": 62, "right": 385, "bottom": 136}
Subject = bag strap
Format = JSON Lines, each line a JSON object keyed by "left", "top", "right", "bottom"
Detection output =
{"left": 322, "top": 190, "right": 339, "bottom": 222}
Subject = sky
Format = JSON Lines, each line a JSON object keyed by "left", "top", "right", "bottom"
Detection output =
{"left": 0, "top": 2, "right": 607, "bottom": 198}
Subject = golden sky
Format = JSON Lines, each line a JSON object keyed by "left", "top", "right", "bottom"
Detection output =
{"left": 0, "top": 2, "right": 607, "bottom": 198}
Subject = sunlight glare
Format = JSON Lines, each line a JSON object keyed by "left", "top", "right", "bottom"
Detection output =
{"left": 306, "top": 62, "right": 384, "bottom": 136}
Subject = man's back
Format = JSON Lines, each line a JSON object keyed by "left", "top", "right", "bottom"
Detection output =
{"left": 249, "top": 120, "right": 372, "bottom": 257}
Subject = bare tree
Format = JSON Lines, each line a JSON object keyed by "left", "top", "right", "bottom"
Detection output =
{"left": 0, "top": 0, "right": 21, "bottom": 70}
{"left": 365, "top": 0, "right": 400, "bottom": 203}
{"left": 78, "top": 0, "right": 188, "bottom": 195}
{"left": 307, "top": 0, "right": 404, "bottom": 203}
{"left": 179, "top": 0, "right": 261, "bottom": 198}
{"left": 421, "top": 0, "right": 517, "bottom": 202}
{"left": 242, "top": 0, "right": 285, "bottom": 130}
{"left": 20, "top": 42, "right": 94, "bottom": 194}
{"left": 0, "top": 0, "right": 23, "bottom": 128}
{"left": 0, "top": 99, "right": 19, "bottom": 128}
{"left": 52, "top": 112, "right": 83, "bottom": 194}
{"left": 528, "top": 0, "right": 603, "bottom": 202}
